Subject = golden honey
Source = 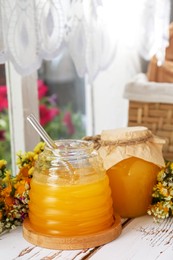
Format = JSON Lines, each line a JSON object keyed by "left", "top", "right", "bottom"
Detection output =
{"left": 28, "top": 140, "right": 114, "bottom": 236}
{"left": 107, "top": 157, "right": 160, "bottom": 218}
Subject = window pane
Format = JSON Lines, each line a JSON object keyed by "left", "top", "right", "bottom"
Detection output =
{"left": 0, "top": 64, "right": 11, "bottom": 167}
{"left": 38, "top": 49, "right": 86, "bottom": 141}
{"left": 0, "top": 50, "right": 86, "bottom": 170}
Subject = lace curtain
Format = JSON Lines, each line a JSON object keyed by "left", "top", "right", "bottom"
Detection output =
{"left": 138, "top": 0, "right": 171, "bottom": 65}
{"left": 0, "top": 0, "right": 171, "bottom": 82}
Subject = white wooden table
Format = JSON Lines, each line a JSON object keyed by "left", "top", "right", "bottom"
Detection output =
{"left": 1, "top": 215, "right": 173, "bottom": 260}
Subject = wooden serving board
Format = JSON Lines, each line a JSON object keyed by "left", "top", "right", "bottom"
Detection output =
{"left": 22, "top": 214, "right": 122, "bottom": 250}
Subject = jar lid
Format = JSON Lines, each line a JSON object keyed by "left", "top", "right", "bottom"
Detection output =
{"left": 97, "top": 126, "right": 165, "bottom": 170}
{"left": 101, "top": 126, "right": 152, "bottom": 144}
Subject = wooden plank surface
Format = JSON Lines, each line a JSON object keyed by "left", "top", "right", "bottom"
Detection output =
{"left": 91, "top": 215, "right": 173, "bottom": 260}
{"left": 0, "top": 228, "right": 94, "bottom": 260}
{"left": 0, "top": 215, "right": 173, "bottom": 260}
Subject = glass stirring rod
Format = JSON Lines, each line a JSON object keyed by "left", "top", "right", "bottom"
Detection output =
{"left": 27, "top": 114, "right": 57, "bottom": 149}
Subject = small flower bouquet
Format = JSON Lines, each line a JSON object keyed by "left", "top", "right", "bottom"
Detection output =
{"left": 0, "top": 142, "right": 45, "bottom": 234}
{"left": 148, "top": 161, "right": 173, "bottom": 220}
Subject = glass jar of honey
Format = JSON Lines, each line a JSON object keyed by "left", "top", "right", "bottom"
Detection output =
{"left": 107, "top": 157, "right": 160, "bottom": 217}
{"left": 87, "top": 126, "right": 165, "bottom": 218}
{"left": 28, "top": 139, "right": 114, "bottom": 237}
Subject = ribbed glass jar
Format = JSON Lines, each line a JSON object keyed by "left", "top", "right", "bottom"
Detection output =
{"left": 29, "top": 139, "right": 114, "bottom": 237}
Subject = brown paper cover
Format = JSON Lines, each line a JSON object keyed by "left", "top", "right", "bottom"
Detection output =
{"left": 97, "top": 126, "right": 165, "bottom": 170}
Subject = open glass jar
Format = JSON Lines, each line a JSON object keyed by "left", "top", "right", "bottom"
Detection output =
{"left": 28, "top": 139, "right": 114, "bottom": 237}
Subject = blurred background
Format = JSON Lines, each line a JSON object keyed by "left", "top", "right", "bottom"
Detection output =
{"left": 0, "top": 0, "right": 173, "bottom": 169}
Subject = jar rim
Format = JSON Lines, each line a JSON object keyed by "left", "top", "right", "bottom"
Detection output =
{"left": 45, "top": 139, "right": 94, "bottom": 156}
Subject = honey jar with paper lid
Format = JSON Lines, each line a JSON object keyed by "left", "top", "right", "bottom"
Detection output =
{"left": 84, "top": 126, "right": 165, "bottom": 218}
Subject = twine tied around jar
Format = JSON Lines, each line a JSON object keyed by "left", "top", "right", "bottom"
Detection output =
{"left": 83, "top": 127, "right": 166, "bottom": 170}
{"left": 83, "top": 132, "right": 153, "bottom": 150}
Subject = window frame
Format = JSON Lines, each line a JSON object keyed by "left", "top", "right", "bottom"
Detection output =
{"left": 5, "top": 62, "right": 40, "bottom": 174}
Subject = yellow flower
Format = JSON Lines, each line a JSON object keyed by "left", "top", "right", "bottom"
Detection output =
{"left": 0, "top": 141, "right": 45, "bottom": 234}
{"left": 34, "top": 142, "right": 45, "bottom": 154}
{"left": 33, "top": 154, "right": 39, "bottom": 161}
{"left": 157, "top": 169, "right": 165, "bottom": 182}
{"left": 2, "top": 170, "right": 11, "bottom": 183}
{"left": 157, "top": 182, "right": 169, "bottom": 197}
{"left": 14, "top": 180, "right": 27, "bottom": 196}
{"left": 170, "top": 163, "right": 173, "bottom": 171}
{"left": 28, "top": 167, "right": 34, "bottom": 176}
{"left": 0, "top": 160, "right": 7, "bottom": 169}
{"left": 1, "top": 184, "right": 12, "bottom": 197}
